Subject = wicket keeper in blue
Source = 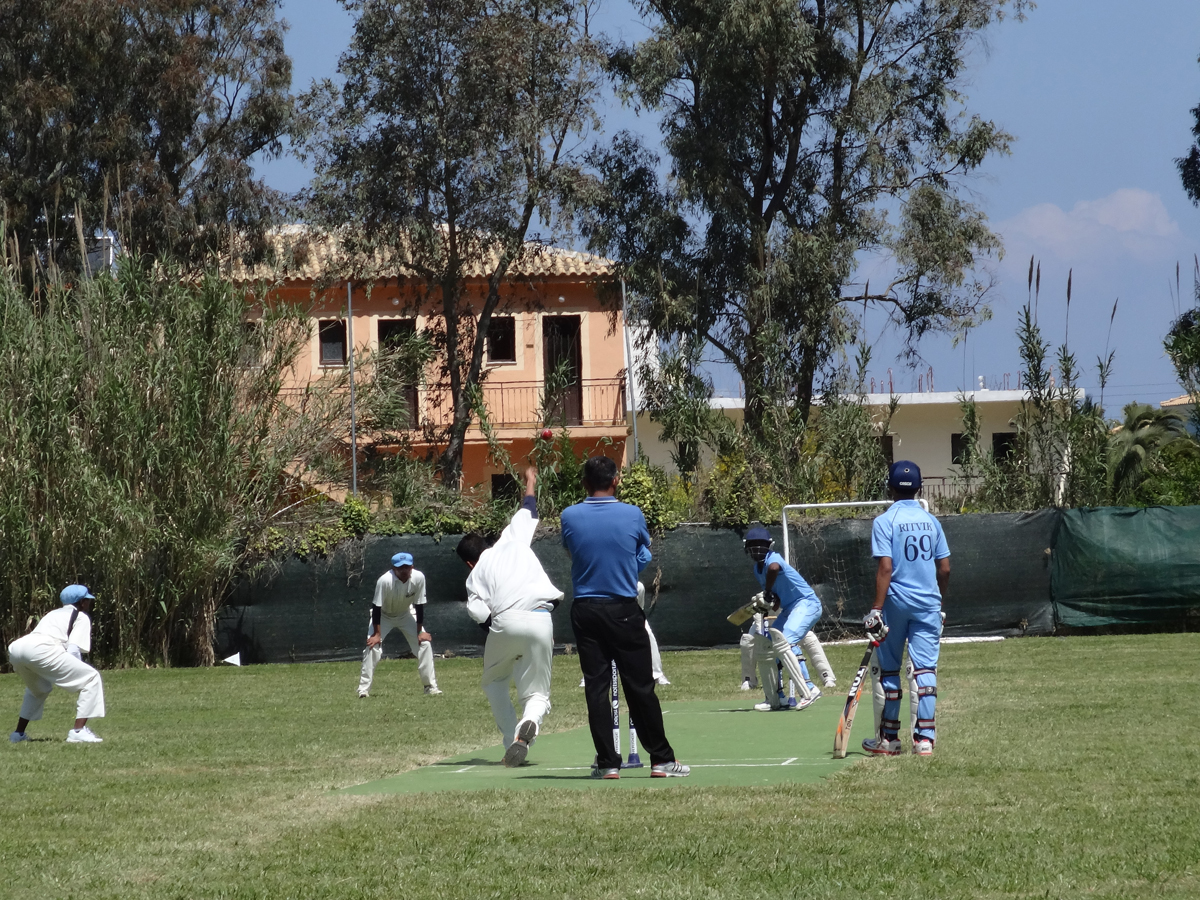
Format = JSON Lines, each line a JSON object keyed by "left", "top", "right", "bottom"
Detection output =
{"left": 742, "top": 525, "right": 821, "bottom": 710}
{"left": 865, "top": 461, "right": 950, "bottom": 757}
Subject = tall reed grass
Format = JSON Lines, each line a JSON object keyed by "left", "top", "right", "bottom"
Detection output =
{"left": 0, "top": 262, "right": 348, "bottom": 666}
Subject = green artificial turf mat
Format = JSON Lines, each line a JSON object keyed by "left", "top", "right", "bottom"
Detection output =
{"left": 345, "top": 695, "right": 857, "bottom": 793}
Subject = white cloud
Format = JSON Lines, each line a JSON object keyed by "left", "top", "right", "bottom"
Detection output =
{"left": 998, "top": 188, "right": 1184, "bottom": 265}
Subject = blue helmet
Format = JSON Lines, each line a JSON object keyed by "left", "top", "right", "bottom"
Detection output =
{"left": 60, "top": 584, "right": 95, "bottom": 605}
{"left": 743, "top": 525, "right": 772, "bottom": 544}
{"left": 888, "top": 460, "right": 922, "bottom": 491}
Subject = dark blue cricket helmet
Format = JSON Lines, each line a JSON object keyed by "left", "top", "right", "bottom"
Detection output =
{"left": 888, "top": 460, "right": 922, "bottom": 491}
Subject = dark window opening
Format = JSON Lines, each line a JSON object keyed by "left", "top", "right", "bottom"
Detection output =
{"left": 318, "top": 319, "right": 346, "bottom": 367}
{"left": 377, "top": 318, "right": 419, "bottom": 428}
{"left": 992, "top": 432, "right": 1017, "bottom": 461}
{"left": 488, "top": 316, "right": 516, "bottom": 362}
{"left": 951, "top": 433, "right": 967, "bottom": 465}
{"left": 878, "top": 434, "right": 895, "bottom": 465}
{"left": 239, "top": 321, "right": 261, "bottom": 368}
{"left": 378, "top": 318, "right": 416, "bottom": 349}
{"left": 543, "top": 315, "right": 582, "bottom": 426}
{"left": 491, "top": 473, "right": 520, "bottom": 501}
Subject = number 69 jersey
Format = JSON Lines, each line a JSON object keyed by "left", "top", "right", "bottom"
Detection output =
{"left": 871, "top": 499, "right": 950, "bottom": 608}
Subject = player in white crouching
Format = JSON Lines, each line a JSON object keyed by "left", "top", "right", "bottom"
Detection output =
{"left": 358, "top": 552, "right": 440, "bottom": 698}
{"left": 864, "top": 461, "right": 949, "bottom": 756}
{"left": 739, "top": 594, "right": 835, "bottom": 693}
{"left": 8, "top": 584, "right": 106, "bottom": 744}
{"left": 457, "top": 466, "right": 563, "bottom": 767}
{"left": 742, "top": 526, "right": 823, "bottom": 711}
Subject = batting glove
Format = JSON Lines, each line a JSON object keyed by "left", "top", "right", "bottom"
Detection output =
{"left": 863, "top": 608, "right": 888, "bottom": 643}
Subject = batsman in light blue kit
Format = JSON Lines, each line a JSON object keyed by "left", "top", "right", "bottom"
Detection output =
{"left": 742, "top": 525, "right": 821, "bottom": 710}
{"left": 865, "top": 460, "right": 950, "bottom": 756}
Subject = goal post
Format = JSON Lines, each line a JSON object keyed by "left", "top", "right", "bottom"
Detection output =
{"left": 780, "top": 500, "right": 929, "bottom": 567}
{"left": 780, "top": 499, "right": 930, "bottom": 639}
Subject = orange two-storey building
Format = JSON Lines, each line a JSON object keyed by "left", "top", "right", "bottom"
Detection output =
{"left": 235, "top": 228, "right": 633, "bottom": 494}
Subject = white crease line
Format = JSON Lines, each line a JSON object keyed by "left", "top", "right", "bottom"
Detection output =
{"left": 782, "top": 757, "right": 798, "bottom": 765}
{"left": 538, "top": 760, "right": 836, "bottom": 772}
{"left": 454, "top": 765, "right": 476, "bottom": 773}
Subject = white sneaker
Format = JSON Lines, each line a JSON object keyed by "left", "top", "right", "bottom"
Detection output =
{"left": 579, "top": 677, "right": 586, "bottom": 688}
{"left": 739, "top": 678, "right": 752, "bottom": 691}
{"left": 424, "top": 685, "right": 443, "bottom": 695}
{"left": 66, "top": 727, "right": 103, "bottom": 743}
{"left": 504, "top": 719, "right": 538, "bottom": 768}
{"left": 793, "top": 692, "right": 819, "bottom": 711}
{"left": 9, "top": 731, "right": 29, "bottom": 743}
{"left": 655, "top": 675, "right": 671, "bottom": 685}
{"left": 867, "top": 737, "right": 901, "bottom": 756}
{"left": 358, "top": 691, "right": 369, "bottom": 699}
{"left": 650, "top": 760, "right": 690, "bottom": 777}
{"left": 823, "top": 678, "right": 837, "bottom": 689}
{"left": 912, "top": 738, "right": 934, "bottom": 756}
{"left": 754, "top": 701, "right": 784, "bottom": 711}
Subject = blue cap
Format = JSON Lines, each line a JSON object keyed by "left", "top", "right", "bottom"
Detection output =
{"left": 60, "top": 584, "right": 95, "bottom": 605}
{"left": 888, "top": 460, "right": 922, "bottom": 491}
{"left": 391, "top": 552, "right": 414, "bottom": 568}
{"left": 743, "top": 525, "right": 772, "bottom": 544}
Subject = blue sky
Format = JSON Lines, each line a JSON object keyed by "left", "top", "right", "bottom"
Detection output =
{"left": 260, "top": 1, "right": 1200, "bottom": 410}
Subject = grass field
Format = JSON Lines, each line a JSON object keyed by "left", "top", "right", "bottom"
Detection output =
{"left": 3, "top": 634, "right": 1199, "bottom": 899}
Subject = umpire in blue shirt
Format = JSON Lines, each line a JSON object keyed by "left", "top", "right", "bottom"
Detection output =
{"left": 561, "top": 456, "right": 689, "bottom": 778}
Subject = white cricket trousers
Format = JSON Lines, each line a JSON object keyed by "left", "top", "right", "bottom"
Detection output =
{"left": 8, "top": 636, "right": 105, "bottom": 722}
{"left": 646, "top": 620, "right": 665, "bottom": 681}
{"left": 481, "top": 609, "right": 553, "bottom": 747}
{"left": 359, "top": 609, "right": 437, "bottom": 694}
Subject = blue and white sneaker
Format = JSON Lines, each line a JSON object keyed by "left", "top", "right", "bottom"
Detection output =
{"left": 9, "top": 731, "right": 29, "bottom": 743}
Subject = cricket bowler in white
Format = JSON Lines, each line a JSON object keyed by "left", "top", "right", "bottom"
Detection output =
{"left": 864, "top": 460, "right": 949, "bottom": 757}
{"left": 456, "top": 466, "right": 562, "bottom": 767}
{"left": 358, "top": 552, "right": 440, "bottom": 697}
{"left": 8, "top": 584, "right": 106, "bottom": 743}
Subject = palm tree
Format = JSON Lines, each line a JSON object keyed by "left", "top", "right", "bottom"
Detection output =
{"left": 1107, "top": 403, "right": 1193, "bottom": 504}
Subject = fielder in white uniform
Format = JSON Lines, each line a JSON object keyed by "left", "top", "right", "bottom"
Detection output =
{"left": 456, "top": 466, "right": 562, "bottom": 767}
{"left": 358, "top": 553, "right": 440, "bottom": 697}
{"left": 8, "top": 584, "right": 106, "bottom": 743}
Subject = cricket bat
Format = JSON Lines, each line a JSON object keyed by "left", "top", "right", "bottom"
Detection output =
{"left": 833, "top": 641, "right": 878, "bottom": 759}
{"left": 726, "top": 593, "right": 769, "bottom": 626}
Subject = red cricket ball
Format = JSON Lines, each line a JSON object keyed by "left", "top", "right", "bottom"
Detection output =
{"left": 540, "top": 428, "right": 553, "bottom": 440}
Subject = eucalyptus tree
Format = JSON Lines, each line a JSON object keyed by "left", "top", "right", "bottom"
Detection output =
{"left": 584, "top": 0, "right": 1024, "bottom": 443}
{"left": 1165, "top": 261, "right": 1200, "bottom": 432}
{"left": 0, "top": 0, "right": 295, "bottom": 280}
{"left": 1179, "top": 53, "right": 1200, "bottom": 206}
{"left": 304, "top": 0, "right": 602, "bottom": 487}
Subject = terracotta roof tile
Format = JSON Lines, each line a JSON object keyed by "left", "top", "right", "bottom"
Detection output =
{"left": 228, "top": 225, "right": 612, "bottom": 283}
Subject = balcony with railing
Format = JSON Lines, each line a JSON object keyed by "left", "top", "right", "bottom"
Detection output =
{"left": 478, "top": 378, "right": 627, "bottom": 429}
{"left": 278, "top": 377, "right": 628, "bottom": 433}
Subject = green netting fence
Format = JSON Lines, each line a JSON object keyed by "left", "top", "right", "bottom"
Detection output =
{"left": 215, "top": 506, "right": 1200, "bottom": 664}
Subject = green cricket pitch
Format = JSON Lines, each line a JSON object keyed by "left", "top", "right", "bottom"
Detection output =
{"left": 344, "top": 696, "right": 859, "bottom": 794}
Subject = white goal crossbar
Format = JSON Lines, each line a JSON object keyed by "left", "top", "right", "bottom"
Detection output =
{"left": 780, "top": 499, "right": 929, "bottom": 566}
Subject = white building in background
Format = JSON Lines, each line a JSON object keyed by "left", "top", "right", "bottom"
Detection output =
{"left": 634, "top": 389, "right": 1036, "bottom": 501}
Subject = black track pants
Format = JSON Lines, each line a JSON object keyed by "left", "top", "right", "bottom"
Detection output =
{"left": 571, "top": 599, "right": 675, "bottom": 767}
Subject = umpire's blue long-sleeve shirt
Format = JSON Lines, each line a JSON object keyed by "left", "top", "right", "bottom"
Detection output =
{"left": 561, "top": 496, "right": 651, "bottom": 598}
